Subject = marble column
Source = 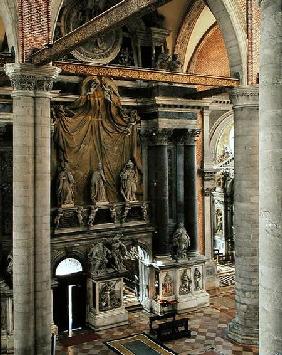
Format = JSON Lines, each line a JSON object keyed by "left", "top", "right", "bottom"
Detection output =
{"left": 5, "top": 64, "right": 60, "bottom": 355}
{"left": 259, "top": 1, "right": 282, "bottom": 354}
{"left": 146, "top": 129, "right": 172, "bottom": 256}
{"left": 184, "top": 129, "right": 200, "bottom": 255}
{"left": 227, "top": 86, "right": 259, "bottom": 345}
{"left": 176, "top": 138, "right": 184, "bottom": 224}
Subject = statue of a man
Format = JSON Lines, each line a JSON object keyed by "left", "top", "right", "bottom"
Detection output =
{"left": 91, "top": 162, "right": 108, "bottom": 204}
{"left": 120, "top": 160, "right": 137, "bottom": 202}
{"left": 194, "top": 268, "right": 202, "bottom": 291}
{"left": 172, "top": 223, "right": 190, "bottom": 260}
{"left": 179, "top": 269, "right": 192, "bottom": 295}
{"left": 57, "top": 162, "right": 75, "bottom": 207}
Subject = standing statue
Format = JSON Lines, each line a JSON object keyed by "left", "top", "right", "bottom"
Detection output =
{"left": 179, "top": 269, "right": 192, "bottom": 295}
{"left": 88, "top": 205, "right": 98, "bottom": 227}
{"left": 172, "top": 223, "right": 191, "bottom": 260}
{"left": 120, "top": 160, "right": 138, "bottom": 202}
{"left": 194, "top": 268, "right": 202, "bottom": 291}
{"left": 77, "top": 206, "right": 84, "bottom": 226}
{"left": 88, "top": 242, "right": 110, "bottom": 275}
{"left": 215, "top": 209, "right": 223, "bottom": 234}
{"left": 54, "top": 208, "right": 64, "bottom": 229}
{"left": 57, "top": 162, "right": 75, "bottom": 207}
{"left": 91, "top": 162, "right": 108, "bottom": 204}
{"left": 110, "top": 236, "right": 128, "bottom": 272}
{"left": 162, "top": 272, "right": 173, "bottom": 297}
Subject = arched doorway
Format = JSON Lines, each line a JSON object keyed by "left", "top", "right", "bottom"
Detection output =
{"left": 53, "top": 257, "right": 86, "bottom": 335}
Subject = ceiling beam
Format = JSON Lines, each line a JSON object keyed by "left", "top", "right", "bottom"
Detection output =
{"left": 31, "top": 0, "right": 171, "bottom": 65}
{"left": 54, "top": 61, "right": 240, "bottom": 87}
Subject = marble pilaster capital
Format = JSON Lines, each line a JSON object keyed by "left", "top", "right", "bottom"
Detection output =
{"left": 140, "top": 128, "right": 173, "bottom": 146}
{"left": 4, "top": 63, "right": 61, "bottom": 93}
{"left": 230, "top": 86, "right": 259, "bottom": 108}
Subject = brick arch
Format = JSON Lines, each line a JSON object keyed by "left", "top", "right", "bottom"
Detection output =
{"left": 175, "top": 0, "right": 247, "bottom": 84}
{"left": 188, "top": 23, "right": 230, "bottom": 77}
{"left": 0, "top": 0, "right": 19, "bottom": 60}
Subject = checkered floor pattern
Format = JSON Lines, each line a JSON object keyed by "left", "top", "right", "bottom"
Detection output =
{"left": 56, "top": 286, "right": 258, "bottom": 355}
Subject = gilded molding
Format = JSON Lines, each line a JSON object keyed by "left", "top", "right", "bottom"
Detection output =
{"left": 54, "top": 61, "right": 239, "bottom": 88}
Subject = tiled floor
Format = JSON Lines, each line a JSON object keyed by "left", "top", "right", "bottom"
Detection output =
{"left": 56, "top": 286, "right": 259, "bottom": 355}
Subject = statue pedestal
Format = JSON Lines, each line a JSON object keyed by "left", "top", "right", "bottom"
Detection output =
{"left": 86, "top": 275, "right": 128, "bottom": 331}
{"left": 151, "top": 256, "right": 210, "bottom": 315}
{"left": 87, "top": 307, "right": 128, "bottom": 331}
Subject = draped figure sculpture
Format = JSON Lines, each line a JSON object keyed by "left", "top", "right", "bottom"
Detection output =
{"left": 53, "top": 76, "right": 142, "bottom": 204}
{"left": 57, "top": 163, "right": 75, "bottom": 207}
{"left": 91, "top": 162, "right": 108, "bottom": 204}
{"left": 120, "top": 160, "right": 138, "bottom": 202}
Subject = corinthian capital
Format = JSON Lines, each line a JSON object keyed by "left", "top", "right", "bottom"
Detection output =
{"left": 141, "top": 129, "right": 173, "bottom": 146}
{"left": 4, "top": 63, "right": 61, "bottom": 92}
{"left": 183, "top": 129, "right": 201, "bottom": 145}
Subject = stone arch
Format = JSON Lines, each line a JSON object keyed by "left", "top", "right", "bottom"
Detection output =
{"left": 210, "top": 110, "right": 234, "bottom": 163}
{"left": 51, "top": 248, "right": 87, "bottom": 278}
{"left": 0, "top": 0, "right": 19, "bottom": 60}
{"left": 175, "top": 0, "right": 247, "bottom": 84}
{"left": 50, "top": 0, "right": 65, "bottom": 41}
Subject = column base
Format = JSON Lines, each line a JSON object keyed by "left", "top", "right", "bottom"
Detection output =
{"left": 227, "top": 318, "right": 258, "bottom": 346}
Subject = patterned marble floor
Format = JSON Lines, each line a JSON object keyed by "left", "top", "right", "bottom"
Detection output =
{"left": 56, "top": 286, "right": 259, "bottom": 355}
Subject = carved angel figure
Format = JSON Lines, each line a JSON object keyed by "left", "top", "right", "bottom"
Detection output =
{"left": 120, "top": 160, "right": 137, "bottom": 202}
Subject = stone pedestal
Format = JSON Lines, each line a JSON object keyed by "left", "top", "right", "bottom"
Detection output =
{"left": 259, "top": 1, "right": 282, "bottom": 354}
{"left": 4, "top": 63, "right": 60, "bottom": 355}
{"left": 151, "top": 256, "right": 209, "bottom": 315}
{"left": 227, "top": 86, "right": 259, "bottom": 345}
{"left": 87, "top": 276, "right": 128, "bottom": 330}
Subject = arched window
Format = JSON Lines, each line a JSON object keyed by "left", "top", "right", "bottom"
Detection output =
{"left": 55, "top": 258, "right": 83, "bottom": 276}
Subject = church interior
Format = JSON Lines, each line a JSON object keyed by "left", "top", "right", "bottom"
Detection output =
{"left": 0, "top": 0, "right": 281, "bottom": 354}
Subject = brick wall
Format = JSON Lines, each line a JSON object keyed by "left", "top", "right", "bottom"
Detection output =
{"left": 188, "top": 23, "right": 230, "bottom": 77}
{"left": 18, "top": 0, "right": 50, "bottom": 61}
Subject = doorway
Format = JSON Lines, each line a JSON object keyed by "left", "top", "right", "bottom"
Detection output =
{"left": 53, "top": 258, "right": 86, "bottom": 335}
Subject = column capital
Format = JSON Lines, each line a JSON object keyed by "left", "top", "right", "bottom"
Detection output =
{"left": 4, "top": 63, "right": 61, "bottom": 92}
{"left": 140, "top": 128, "right": 173, "bottom": 146}
{"left": 183, "top": 128, "right": 201, "bottom": 145}
{"left": 230, "top": 86, "right": 259, "bottom": 108}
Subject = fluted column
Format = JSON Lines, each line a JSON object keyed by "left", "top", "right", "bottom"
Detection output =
{"left": 5, "top": 64, "right": 60, "bottom": 355}
{"left": 183, "top": 129, "right": 200, "bottom": 255}
{"left": 227, "top": 86, "right": 259, "bottom": 345}
{"left": 259, "top": 1, "right": 282, "bottom": 354}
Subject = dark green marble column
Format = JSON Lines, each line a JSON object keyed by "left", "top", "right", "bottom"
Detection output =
{"left": 184, "top": 129, "right": 200, "bottom": 255}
